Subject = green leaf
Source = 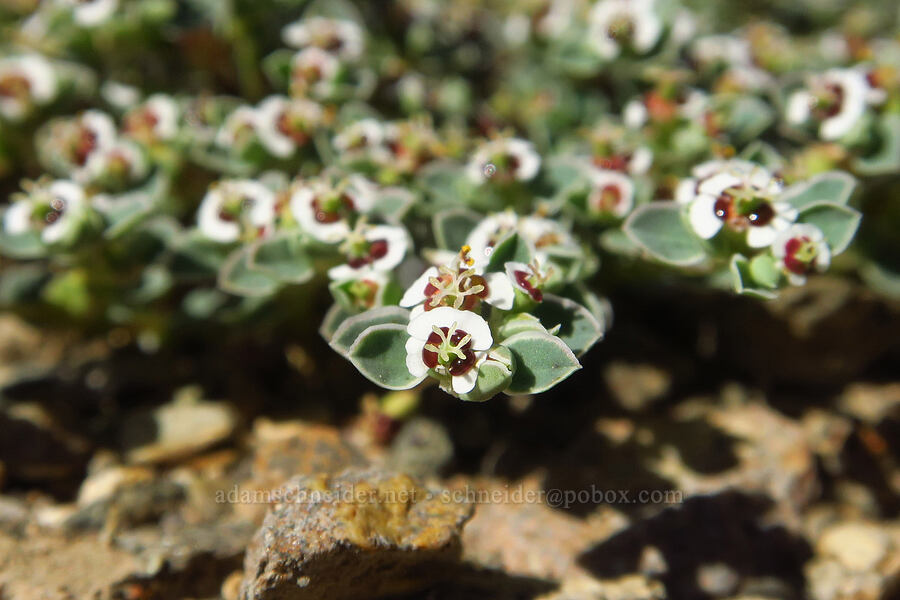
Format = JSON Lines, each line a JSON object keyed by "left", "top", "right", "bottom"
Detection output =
{"left": 599, "top": 228, "right": 642, "bottom": 257}
{"left": 249, "top": 234, "right": 314, "bottom": 283}
{"left": 748, "top": 254, "right": 779, "bottom": 289}
{"left": 781, "top": 171, "right": 856, "bottom": 211}
{"left": 532, "top": 294, "right": 605, "bottom": 356}
{"left": 730, "top": 254, "right": 777, "bottom": 299}
{"left": 496, "top": 313, "right": 549, "bottom": 341}
{"left": 182, "top": 288, "right": 228, "bottom": 319}
{"left": 798, "top": 202, "right": 861, "bottom": 255}
{"left": 330, "top": 306, "right": 411, "bottom": 355}
{"left": 419, "top": 162, "right": 474, "bottom": 207}
{"left": 725, "top": 96, "right": 774, "bottom": 143}
{"left": 262, "top": 49, "right": 293, "bottom": 90}
{"left": 43, "top": 270, "right": 92, "bottom": 316}
{"left": 623, "top": 202, "right": 707, "bottom": 266}
{"left": 320, "top": 303, "right": 353, "bottom": 342}
{"left": 854, "top": 114, "right": 900, "bottom": 176}
{"left": 374, "top": 187, "right": 416, "bottom": 221}
{"left": 0, "top": 231, "right": 46, "bottom": 259}
{"left": 218, "top": 245, "right": 281, "bottom": 297}
{"left": 433, "top": 208, "right": 482, "bottom": 250}
{"left": 171, "top": 232, "right": 233, "bottom": 279}
{"left": 485, "top": 232, "right": 532, "bottom": 272}
{"left": 348, "top": 323, "right": 425, "bottom": 390}
{"left": 453, "top": 346, "right": 514, "bottom": 402}
{"left": 504, "top": 331, "right": 581, "bottom": 394}
{"left": 0, "top": 266, "right": 48, "bottom": 304}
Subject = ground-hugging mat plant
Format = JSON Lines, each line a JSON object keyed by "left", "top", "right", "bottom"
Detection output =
{"left": 1, "top": 0, "right": 897, "bottom": 401}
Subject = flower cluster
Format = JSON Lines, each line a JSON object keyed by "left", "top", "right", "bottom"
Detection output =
{"left": 0, "top": 0, "right": 896, "bottom": 399}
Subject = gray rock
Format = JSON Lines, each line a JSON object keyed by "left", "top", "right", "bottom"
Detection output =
{"left": 240, "top": 468, "right": 473, "bottom": 600}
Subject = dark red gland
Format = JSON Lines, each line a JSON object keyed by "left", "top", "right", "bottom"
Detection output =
{"left": 421, "top": 327, "right": 477, "bottom": 375}
{"left": 74, "top": 129, "right": 98, "bottom": 166}
{"left": 812, "top": 83, "right": 845, "bottom": 121}
{"left": 593, "top": 184, "right": 622, "bottom": 212}
{"left": 0, "top": 74, "right": 30, "bottom": 99}
{"left": 746, "top": 202, "right": 774, "bottom": 227}
{"left": 347, "top": 239, "right": 389, "bottom": 269}
{"left": 277, "top": 112, "right": 309, "bottom": 145}
{"left": 783, "top": 237, "right": 814, "bottom": 275}
{"left": 593, "top": 155, "right": 630, "bottom": 171}
{"left": 515, "top": 270, "right": 543, "bottom": 302}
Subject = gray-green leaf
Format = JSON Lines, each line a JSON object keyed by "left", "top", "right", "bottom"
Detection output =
{"left": 348, "top": 323, "right": 425, "bottom": 390}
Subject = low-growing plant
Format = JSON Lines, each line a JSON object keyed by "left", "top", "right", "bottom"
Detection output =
{"left": 0, "top": 0, "right": 897, "bottom": 400}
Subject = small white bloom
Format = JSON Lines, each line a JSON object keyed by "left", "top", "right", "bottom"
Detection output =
{"left": 82, "top": 139, "right": 148, "bottom": 186}
{"left": 124, "top": 94, "right": 179, "bottom": 143}
{"left": 4, "top": 179, "right": 87, "bottom": 244}
{"left": 680, "top": 160, "right": 795, "bottom": 248}
{"left": 628, "top": 147, "right": 653, "bottom": 175}
{"left": 589, "top": 0, "right": 663, "bottom": 60}
{"left": 101, "top": 81, "right": 141, "bottom": 110}
{"left": 400, "top": 246, "right": 515, "bottom": 316}
{"left": 405, "top": 306, "right": 493, "bottom": 394}
{"left": 623, "top": 99, "right": 648, "bottom": 129}
{"left": 282, "top": 17, "right": 364, "bottom": 61}
{"left": 467, "top": 137, "right": 541, "bottom": 184}
{"left": 290, "top": 175, "right": 376, "bottom": 243}
{"left": 290, "top": 47, "right": 341, "bottom": 99}
{"left": 59, "top": 0, "right": 118, "bottom": 26}
{"left": 0, "top": 54, "right": 58, "bottom": 121}
{"left": 535, "top": 0, "right": 577, "bottom": 39}
{"left": 587, "top": 169, "right": 635, "bottom": 217}
{"left": 505, "top": 260, "right": 554, "bottom": 303}
{"left": 328, "top": 223, "right": 409, "bottom": 281}
{"left": 216, "top": 106, "right": 258, "bottom": 150}
{"left": 692, "top": 35, "right": 753, "bottom": 67}
{"left": 333, "top": 118, "right": 386, "bottom": 154}
{"left": 255, "top": 95, "right": 322, "bottom": 158}
{"left": 197, "top": 180, "right": 276, "bottom": 243}
{"left": 771, "top": 223, "right": 831, "bottom": 286}
{"left": 786, "top": 68, "right": 878, "bottom": 141}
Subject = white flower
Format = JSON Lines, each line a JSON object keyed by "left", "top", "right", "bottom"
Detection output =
{"left": 55, "top": 110, "right": 117, "bottom": 180}
{"left": 505, "top": 260, "right": 554, "bottom": 303}
{"left": 290, "top": 174, "right": 376, "bottom": 243}
{"left": 589, "top": 0, "right": 662, "bottom": 60}
{"left": 282, "top": 17, "right": 364, "bottom": 61}
{"left": 628, "top": 147, "right": 653, "bottom": 175}
{"left": 4, "top": 179, "right": 87, "bottom": 244}
{"left": 101, "top": 81, "right": 141, "bottom": 110}
{"left": 535, "top": 0, "right": 577, "bottom": 39}
{"left": 328, "top": 223, "right": 409, "bottom": 281}
{"left": 197, "top": 180, "right": 276, "bottom": 243}
{"left": 465, "top": 210, "right": 575, "bottom": 270}
{"left": 290, "top": 47, "right": 341, "bottom": 99}
{"left": 679, "top": 160, "right": 796, "bottom": 248}
{"left": 333, "top": 118, "right": 386, "bottom": 154}
{"left": 467, "top": 137, "right": 541, "bottom": 184}
{"left": 124, "top": 94, "right": 179, "bottom": 143}
{"left": 786, "top": 68, "right": 878, "bottom": 141}
{"left": 771, "top": 223, "right": 831, "bottom": 286}
{"left": 587, "top": 168, "right": 634, "bottom": 217}
{"left": 623, "top": 99, "right": 648, "bottom": 129}
{"left": 216, "top": 106, "right": 258, "bottom": 150}
{"left": 400, "top": 246, "right": 514, "bottom": 317}
{"left": 59, "top": 0, "right": 118, "bottom": 26}
{"left": 405, "top": 306, "right": 493, "bottom": 394}
{"left": 82, "top": 140, "right": 148, "bottom": 187}
{"left": 0, "top": 54, "right": 58, "bottom": 121}
{"left": 255, "top": 95, "right": 322, "bottom": 158}
{"left": 692, "top": 35, "right": 753, "bottom": 67}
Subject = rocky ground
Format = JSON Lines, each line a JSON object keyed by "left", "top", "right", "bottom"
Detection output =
{"left": 0, "top": 278, "right": 898, "bottom": 600}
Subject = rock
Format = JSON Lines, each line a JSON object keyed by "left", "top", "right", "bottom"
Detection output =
{"left": 461, "top": 477, "right": 629, "bottom": 581}
{"left": 388, "top": 417, "right": 454, "bottom": 479}
{"left": 240, "top": 468, "right": 473, "bottom": 600}
{"left": 817, "top": 522, "right": 888, "bottom": 572}
{"left": 695, "top": 562, "right": 739, "bottom": 597}
{"left": 0, "top": 496, "right": 29, "bottom": 536}
{"left": 537, "top": 574, "right": 666, "bottom": 600}
{"left": 806, "top": 558, "right": 884, "bottom": 600}
{"left": 0, "top": 531, "right": 143, "bottom": 599}
{"left": 603, "top": 362, "right": 671, "bottom": 412}
{"left": 0, "top": 402, "right": 91, "bottom": 485}
{"left": 120, "top": 391, "right": 237, "bottom": 465}
{"left": 839, "top": 383, "right": 900, "bottom": 424}
{"left": 234, "top": 419, "right": 367, "bottom": 524}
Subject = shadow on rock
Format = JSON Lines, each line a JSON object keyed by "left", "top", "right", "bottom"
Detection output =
{"left": 578, "top": 491, "right": 812, "bottom": 600}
